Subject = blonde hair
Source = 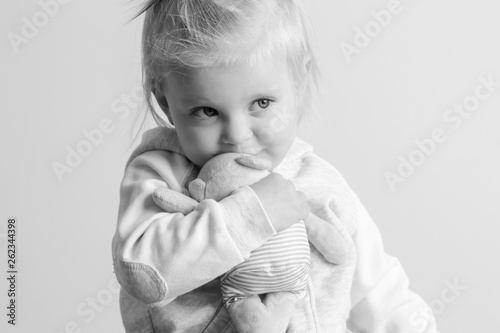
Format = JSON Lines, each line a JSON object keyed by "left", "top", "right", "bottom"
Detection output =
{"left": 134, "top": 0, "right": 319, "bottom": 129}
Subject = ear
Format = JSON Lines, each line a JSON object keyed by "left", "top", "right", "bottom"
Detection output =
{"left": 153, "top": 88, "right": 174, "bottom": 125}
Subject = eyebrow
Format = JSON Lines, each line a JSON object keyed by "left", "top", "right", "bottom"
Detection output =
{"left": 179, "top": 88, "right": 282, "bottom": 107}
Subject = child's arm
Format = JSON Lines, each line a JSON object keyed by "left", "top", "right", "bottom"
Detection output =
{"left": 112, "top": 150, "right": 275, "bottom": 305}
{"left": 346, "top": 194, "right": 440, "bottom": 333}
{"left": 112, "top": 150, "right": 306, "bottom": 306}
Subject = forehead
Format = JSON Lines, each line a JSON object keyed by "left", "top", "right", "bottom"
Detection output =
{"left": 162, "top": 57, "right": 294, "bottom": 98}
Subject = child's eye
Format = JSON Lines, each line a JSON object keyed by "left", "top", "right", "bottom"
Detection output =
{"left": 192, "top": 107, "right": 219, "bottom": 119}
{"left": 256, "top": 98, "right": 273, "bottom": 109}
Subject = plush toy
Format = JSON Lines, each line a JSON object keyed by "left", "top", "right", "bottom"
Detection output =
{"left": 152, "top": 153, "right": 350, "bottom": 306}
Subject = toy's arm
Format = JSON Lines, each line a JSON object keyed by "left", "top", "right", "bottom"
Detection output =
{"left": 112, "top": 151, "right": 276, "bottom": 306}
{"left": 304, "top": 213, "right": 351, "bottom": 265}
{"left": 152, "top": 188, "right": 198, "bottom": 215}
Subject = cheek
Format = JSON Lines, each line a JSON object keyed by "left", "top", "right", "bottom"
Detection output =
{"left": 273, "top": 121, "right": 297, "bottom": 152}
{"left": 177, "top": 125, "right": 218, "bottom": 163}
{"left": 259, "top": 108, "right": 298, "bottom": 159}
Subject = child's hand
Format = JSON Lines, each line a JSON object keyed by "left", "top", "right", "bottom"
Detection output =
{"left": 249, "top": 173, "right": 310, "bottom": 232}
{"left": 228, "top": 292, "right": 299, "bottom": 333}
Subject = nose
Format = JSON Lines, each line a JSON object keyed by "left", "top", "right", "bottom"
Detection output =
{"left": 221, "top": 114, "right": 253, "bottom": 146}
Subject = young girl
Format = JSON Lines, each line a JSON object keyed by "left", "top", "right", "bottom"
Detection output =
{"left": 112, "top": 0, "right": 440, "bottom": 332}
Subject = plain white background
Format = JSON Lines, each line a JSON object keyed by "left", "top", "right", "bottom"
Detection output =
{"left": 1, "top": 0, "right": 499, "bottom": 332}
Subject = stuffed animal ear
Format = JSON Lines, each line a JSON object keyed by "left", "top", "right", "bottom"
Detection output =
{"left": 235, "top": 155, "right": 272, "bottom": 170}
{"left": 189, "top": 178, "right": 206, "bottom": 202}
{"left": 153, "top": 188, "right": 198, "bottom": 215}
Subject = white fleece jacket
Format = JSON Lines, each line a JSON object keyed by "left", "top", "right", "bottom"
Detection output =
{"left": 111, "top": 126, "right": 440, "bottom": 333}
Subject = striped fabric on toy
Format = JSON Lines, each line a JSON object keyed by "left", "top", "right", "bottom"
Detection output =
{"left": 220, "top": 221, "right": 311, "bottom": 305}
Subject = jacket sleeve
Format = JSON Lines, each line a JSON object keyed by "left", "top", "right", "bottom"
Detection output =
{"left": 346, "top": 194, "right": 440, "bottom": 333}
{"left": 111, "top": 150, "right": 276, "bottom": 305}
